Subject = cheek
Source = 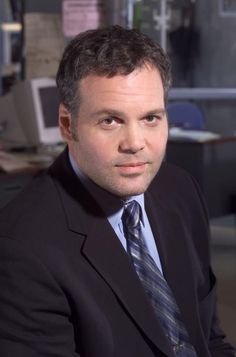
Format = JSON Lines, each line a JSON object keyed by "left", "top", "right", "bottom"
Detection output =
{"left": 150, "top": 132, "right": 168, "bottom": 155}
{"left": 80, "top": 137, "right": 114, "bottom": 166}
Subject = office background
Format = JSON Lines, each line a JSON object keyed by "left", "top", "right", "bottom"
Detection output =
{"left": 1, "top": 0, "right": 236, "bottom": 134}
{"left": 0, "top": 0, "right": 236, "bottom": 347}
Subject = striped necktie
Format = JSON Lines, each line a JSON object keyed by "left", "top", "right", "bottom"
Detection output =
{"left": 122, "top": 200, "right": 197, "bottom": 356}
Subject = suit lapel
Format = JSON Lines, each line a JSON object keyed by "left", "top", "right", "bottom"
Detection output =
{"left": 49, "top": 151, "right": 174, "bottom": 356}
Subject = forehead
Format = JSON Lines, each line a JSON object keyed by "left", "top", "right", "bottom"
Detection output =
{"left": 79, "top": 66, "right": 164, "bottom": 101}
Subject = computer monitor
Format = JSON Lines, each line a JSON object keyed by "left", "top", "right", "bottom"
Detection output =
{"left": 11, "top": 77, "right": 62, "bottom": 147}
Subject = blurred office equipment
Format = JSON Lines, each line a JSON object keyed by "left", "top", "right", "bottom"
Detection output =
{"left": 166, "top": 136, "right": 236, "bottom": 218}
{"left": 168, "top": 1, "right": 199, "bottom": 86}
{"left": 0, "top": 78, "right": 61, "bottom": 148}
{"left": 0, "top": 0, "right": 23, "bottom": 95}
{"left": 0, "top": 90, "right": 27, "bottom": 147}
{"left": 168, "top": 87, "right": 236, "bottom": 135}
{"left": 167, "top": 101, "right": 205, "bottom": 129}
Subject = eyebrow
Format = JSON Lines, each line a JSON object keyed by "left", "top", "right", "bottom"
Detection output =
{"left": 144, "top": 109, "right": 167, "bottom": 116}
{"left": 91, "top": 108, "right": 167, "bottom": 118}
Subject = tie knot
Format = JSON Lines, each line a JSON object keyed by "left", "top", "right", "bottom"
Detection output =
{"left": 122, "top": 200, "right": 141, "bottom": 229}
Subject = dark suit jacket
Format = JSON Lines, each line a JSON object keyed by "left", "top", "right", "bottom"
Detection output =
{"left": 0, "top": 149, "right": 234, "bottom": 357}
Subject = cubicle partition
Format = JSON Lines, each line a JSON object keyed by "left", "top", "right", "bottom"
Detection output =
{"left": 166, "top": 136, "right": 236, "bottom": 218}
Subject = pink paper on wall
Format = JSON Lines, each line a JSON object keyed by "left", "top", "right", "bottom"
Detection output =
{"left": 63, "top": 0, "right": 105, "bottom": 37}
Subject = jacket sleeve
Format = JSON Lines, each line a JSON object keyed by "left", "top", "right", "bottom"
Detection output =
{"left": 0, "top": 236, "right": 80, "bottom": 357}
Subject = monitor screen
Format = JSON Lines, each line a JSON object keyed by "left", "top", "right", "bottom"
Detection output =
{"left": 39, "top": 87, "right": 60, "bottom": 128}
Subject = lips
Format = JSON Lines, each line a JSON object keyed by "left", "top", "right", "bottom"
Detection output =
{"left": 115, "top": 162, "right": 147, "bottom": 176}
{"left": 116, "top": 162, "right": 146, "bottom": 167}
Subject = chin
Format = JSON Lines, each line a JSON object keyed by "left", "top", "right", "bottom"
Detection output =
{"left": 97, "top": 174, "right": 156, "bottom": 198}
{"left": 110, "top": 184, "right": 150, "bottom": 199}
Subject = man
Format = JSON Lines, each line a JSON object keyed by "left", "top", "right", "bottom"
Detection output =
{"left": 0, "top": 26, "right": 234, "bottom": 357}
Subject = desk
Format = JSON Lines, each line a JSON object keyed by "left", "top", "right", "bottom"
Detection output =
{"left": 0, "top": 151, "right": 54, "bottom": 208}
{"left": 0, "top": 145, "right": 64, "bottom": 208}
{"left": 166, "top": 136, "right": 236, "bottom": 218}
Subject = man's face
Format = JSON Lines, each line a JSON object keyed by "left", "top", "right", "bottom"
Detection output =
{"left": 60, "top": 65, "right": 168, "bottom": 198}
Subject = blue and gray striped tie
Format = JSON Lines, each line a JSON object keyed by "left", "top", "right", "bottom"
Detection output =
{"left": 122, "top": 200, "right": 197, "bottom": 356}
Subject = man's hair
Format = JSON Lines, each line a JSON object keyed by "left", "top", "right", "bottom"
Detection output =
{"left": 56, "top": 25, "right": 172, "bottom": 118}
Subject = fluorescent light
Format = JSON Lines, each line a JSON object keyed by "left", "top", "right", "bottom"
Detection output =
{"left": 1, "top": 23, "right": 22, "bottom": 32}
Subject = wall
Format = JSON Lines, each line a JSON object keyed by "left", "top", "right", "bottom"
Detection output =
{"left": 194, "top": 1, "right": 236, "bottom": 88}
{"left": 190, "top": 0, "right": 236, "bottom": 134}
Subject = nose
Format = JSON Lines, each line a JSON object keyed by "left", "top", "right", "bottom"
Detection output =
{"left": 119, "top": 123, "right": 145, "bottom": 154}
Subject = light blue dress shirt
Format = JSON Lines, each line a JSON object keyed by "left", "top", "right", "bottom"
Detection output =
{"left": 69, "top": 153, "right": 163, "bottom": 273}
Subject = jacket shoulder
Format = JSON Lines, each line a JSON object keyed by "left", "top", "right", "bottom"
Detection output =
{"left": 149, "top": 161, "right": 209, "bottom": 220}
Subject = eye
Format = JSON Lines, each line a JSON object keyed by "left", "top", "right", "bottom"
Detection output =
{"left": 103, "top": 117, "right": 115, "bottom": 125}
{"left": 146, "top": 115, "right": 158, "bottom": 122}
{"left": 144, "top": 115, "right": 160, "bottom": 126}
{"left": 99, "top": 117, "right": 121, "bottom": 130}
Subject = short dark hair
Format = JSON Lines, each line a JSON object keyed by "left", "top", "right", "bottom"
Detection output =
{"left": 56, "top": 25, "right": 172, "bottom": 117}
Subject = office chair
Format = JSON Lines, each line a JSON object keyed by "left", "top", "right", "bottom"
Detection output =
{"left": 167, "top": 101, "right": 205, "bottom": 130}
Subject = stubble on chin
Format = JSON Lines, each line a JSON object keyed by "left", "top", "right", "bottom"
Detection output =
{"left": 102, "top": 170, "right": 157, "bottom": 198}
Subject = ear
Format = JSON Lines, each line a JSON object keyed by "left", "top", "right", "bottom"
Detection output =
{"left": 59, "top": 103, "right": 74, "bottom": 142}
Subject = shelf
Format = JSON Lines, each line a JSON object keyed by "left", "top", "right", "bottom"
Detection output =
{"left": 169, "top": 88, "right": 236, "bottom": 100}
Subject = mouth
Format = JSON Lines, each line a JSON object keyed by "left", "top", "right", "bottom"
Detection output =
{"left": 115, "top": 162, "right": 147, "bottom": 175}
{"left": 116, "top": 162, "right": 146, "bottom": 168}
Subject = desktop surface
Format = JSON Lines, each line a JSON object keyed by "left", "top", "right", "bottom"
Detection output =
{"left": 0, "top": 144, "right": 65, "bottom": 208}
